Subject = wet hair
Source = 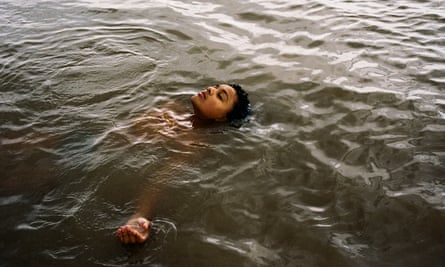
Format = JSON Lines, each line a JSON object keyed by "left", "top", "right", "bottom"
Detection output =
{"left": 227, "top": 83, "right": 251, "bottom": 125}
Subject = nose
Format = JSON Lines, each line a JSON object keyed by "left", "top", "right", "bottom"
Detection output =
{"left": 207, "top": 86, "right": 215, "bottom": 95}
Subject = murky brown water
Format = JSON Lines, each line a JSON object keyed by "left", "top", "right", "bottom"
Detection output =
{"left": 1, "top": 0, "right": 444, "bottom": 266}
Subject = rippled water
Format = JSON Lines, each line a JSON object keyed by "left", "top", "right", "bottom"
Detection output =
{"left": 1, "top": 0, "right": 444, "bottom": 266}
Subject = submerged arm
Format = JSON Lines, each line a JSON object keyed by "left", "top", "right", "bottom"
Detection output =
{"left": 117, "top": 107, "right": 202, "bottom": 244}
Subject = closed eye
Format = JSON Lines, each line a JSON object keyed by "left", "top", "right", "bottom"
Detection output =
{"left": 220, "top": 89, "right": 228, "bottom": 101}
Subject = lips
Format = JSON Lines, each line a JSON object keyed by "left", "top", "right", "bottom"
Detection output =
{"left": 198, "top": 91, "right": 206, "bottom": 99}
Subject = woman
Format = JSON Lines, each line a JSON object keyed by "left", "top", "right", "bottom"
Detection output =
{"left": 117, "top": 83, "right": 250, "bottom": 244}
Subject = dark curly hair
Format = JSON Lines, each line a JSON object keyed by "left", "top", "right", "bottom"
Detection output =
{"left": 227, "top": 84, "right": 251, "bottom": 124}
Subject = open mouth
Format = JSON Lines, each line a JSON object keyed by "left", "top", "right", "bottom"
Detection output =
{"left": 199, "top": 91, "right": 206, "bottom": 99}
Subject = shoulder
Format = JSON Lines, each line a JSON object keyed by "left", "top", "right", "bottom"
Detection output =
{"left": 137, "top": 102, "right": 193, "bottom": 135}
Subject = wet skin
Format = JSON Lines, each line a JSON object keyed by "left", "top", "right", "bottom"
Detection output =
{"left": 117, "top": 217, "right": 151, "bottom": 244}
{"left": 191, "top": 84, "right": 238, "bottom": 121}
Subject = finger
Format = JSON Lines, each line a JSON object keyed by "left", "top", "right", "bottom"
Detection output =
{"left": 135, "top": 231, "right": 144, "bottom": 243}
{"left": 140, "top": 220, "right": 150, "bottom": 231}
{"left": 117, "top": 226, "right": 123, "bottom": 239}
{"left": 129, "top": 235, "right": 136, "bottom": 244}
{"left": 123, "top": 227, "right": 131, "bottom": 244}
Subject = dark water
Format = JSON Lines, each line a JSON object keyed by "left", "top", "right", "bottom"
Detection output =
{"left": 1, "top": 0, "right": 444, "bottom": 266}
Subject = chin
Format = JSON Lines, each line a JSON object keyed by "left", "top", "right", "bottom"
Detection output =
{"left": 191, "top": 95, "right": 198, "bottom": 103}
{"left": 191, "top": 96, "right": 199, "bottom": 109}
{"left": 191, "top": 100, "right": 205, "bottom": 119}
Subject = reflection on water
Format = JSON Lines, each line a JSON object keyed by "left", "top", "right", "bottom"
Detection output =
{"left": 1, "top": 0, "right": 444, "bottom": 266}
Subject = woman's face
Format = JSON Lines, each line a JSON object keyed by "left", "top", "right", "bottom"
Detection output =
{"left": 191, "top": 84, "right": 238, "bottom": 121}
